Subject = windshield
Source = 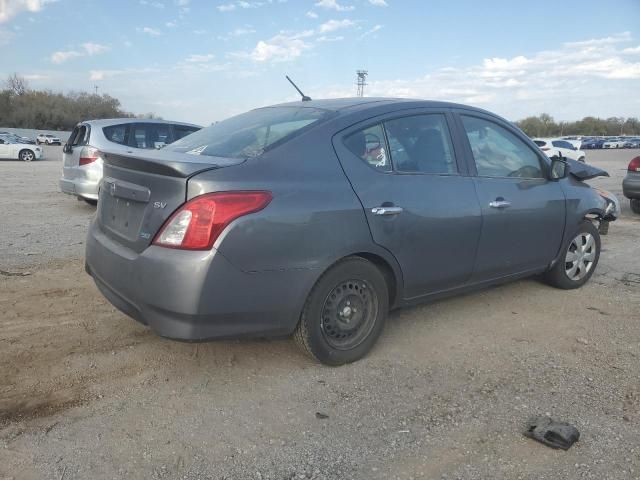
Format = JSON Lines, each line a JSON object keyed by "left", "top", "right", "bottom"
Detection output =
{"left": 165, "top": 106, "right": 331, "bottom": 159}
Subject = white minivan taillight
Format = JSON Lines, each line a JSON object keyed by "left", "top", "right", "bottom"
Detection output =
{"left": 79, "top": 146, "right": 102, "bottom": 166}
{"left": 152, "top": 191, "right": 272, "bottom": 250}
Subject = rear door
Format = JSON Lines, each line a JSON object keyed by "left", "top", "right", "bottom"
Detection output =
{"left": 333, "top": 109, "right": 482, "bottom": 299}
{"left": 62, "top": 124, "right": 90, "bottom": 179}
{"left": 454, "top": 112, "right": 566, "bottom": 281}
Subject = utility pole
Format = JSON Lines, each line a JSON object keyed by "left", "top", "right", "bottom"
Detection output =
{"left": 94, "top": 85, "right": 99, "bottom": 95}
{"left": 356, "top": 70, "right": 368, "bottom": 97}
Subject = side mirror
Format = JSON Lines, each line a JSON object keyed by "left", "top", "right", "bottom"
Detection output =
{"left": 550, "top": 157, "right": 569, "bottom": 180}
{"left": 62, "top": 144, "right": 72, "bottom": 154}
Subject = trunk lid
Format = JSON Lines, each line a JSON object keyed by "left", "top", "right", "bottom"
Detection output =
{"left": 98, "top": 148, "right": 244, "bottom": 253}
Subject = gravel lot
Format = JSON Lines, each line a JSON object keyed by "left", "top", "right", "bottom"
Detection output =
{"left": 1, "top": 147, "right": 639, "bottom": 480}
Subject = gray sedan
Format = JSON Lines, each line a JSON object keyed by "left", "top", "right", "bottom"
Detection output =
{"left": 86, "top": 98, "right": 618, "bottom": 365}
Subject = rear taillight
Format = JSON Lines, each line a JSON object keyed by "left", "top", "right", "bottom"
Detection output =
{"left": 79, "top": 146, "right": 102, "bottom": 166}
{"left": 628, "top": 156, "right": 640, "bottom": 172}
{"left": 152, "top": 191, "right": 272, "bottom": 250}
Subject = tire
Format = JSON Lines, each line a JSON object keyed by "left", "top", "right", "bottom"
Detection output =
{"left": 84, "top": 198, "right": 98, "bottom": 206}
{"left": 19, "top": 149, "right": 35, "bottom": 162}
{"left": 543, "top": 220, "right": 600, "bottom": 290}
{"left": 578, "top": 156, "right": 585, "bottom": 162}
{"left": 294, "top": 257, "right": 389, "bottom": 366}
{"left": 631, "top": 199, "right": 640, "bottom": 215}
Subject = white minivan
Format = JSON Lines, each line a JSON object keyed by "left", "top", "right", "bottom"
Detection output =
{"left": 59, "top": 119, "right": 201, "bottom": 204}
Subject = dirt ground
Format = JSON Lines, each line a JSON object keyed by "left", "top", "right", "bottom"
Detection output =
{"left": 1, "top": 147, "right": 639, "bottom": 480}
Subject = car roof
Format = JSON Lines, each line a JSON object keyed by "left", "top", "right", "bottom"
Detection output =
{"left": 266, "top": 97, "right": 495, "bottom": 115}
{"left": 78, "top": 118, "right": 202, "bottom": 128}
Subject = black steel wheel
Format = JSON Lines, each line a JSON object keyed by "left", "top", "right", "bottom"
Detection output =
{"left": 294, "top": 257, "right": 388, "bottom": 366}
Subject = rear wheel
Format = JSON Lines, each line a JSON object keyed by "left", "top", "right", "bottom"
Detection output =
{"left": 19, "top": 149, "right": 35, "bottom": 162}
{"left": 631, "top": 199, "right": 640, "bottom": 215}
{"left": 543, "top": 221, "right": 600, "bottom": 289}
{"left": 294, "top": 257, "right": 389, "bottom": 366}
{"left": 578, "top": 156, "right": 585, "bottom": 162}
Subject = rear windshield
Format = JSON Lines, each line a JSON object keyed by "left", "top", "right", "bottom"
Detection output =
{"left": 533, "top": 140, "right": 546, "bottom": 147}
{"left": 165, "top": 106, "right": 331, "bottom": 159}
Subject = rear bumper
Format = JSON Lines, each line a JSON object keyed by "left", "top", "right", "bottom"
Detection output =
{"left": 623, "top": 173, "right": 640, "bottom": 199}
{"left": 59, "top": 177, "right": 99, "bottom": 200}
{"left": 85, "top": 220, "right": 318, "bottom": 341}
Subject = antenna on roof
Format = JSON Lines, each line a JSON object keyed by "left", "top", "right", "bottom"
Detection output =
{"left": 285, "top": 75, "right": 312, "bottom": 102}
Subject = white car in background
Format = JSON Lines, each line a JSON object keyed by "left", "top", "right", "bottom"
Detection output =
{"left": 36, "top": 133, "right": 62, "bottom": 145}
{"left": 533, "top": 138, "right": 586, "bottom": 162}
{"left": 603, "top": 138, "right": 626, "bottom": 149}
{"left": 0, "top": 135, "right": 43, "bottom": 161}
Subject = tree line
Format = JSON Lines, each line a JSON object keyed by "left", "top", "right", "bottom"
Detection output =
{"left": 0, "top": 74, "right": 158, "bottom": 131}
{"left": 515, "top": 113, "right": 640, "bottom": 138}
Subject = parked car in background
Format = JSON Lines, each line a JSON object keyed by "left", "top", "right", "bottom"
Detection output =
{"left": 561, "top": 138, "right": 582, "bottom": 150}
{"left": 36, "top": 133, "right": 62, "bottom": 145}
{"left": 623, "top": 138, "right": 640, "bottom": 149}
{"left": 0, "top": 131, "right": 36, "bottom": 144}
{"left": 581, "top": 138, "right": 605, "bottom": 149}
{"left": 85, "top": 98, "right": 617, "bottom": 366}
{"left": 623, "top": 156, "right": 640, "bottom": 214}
{"left": 60, "top": 118, "right": 201, "bottom": 204}
{"left": 0, "top": 136, "right": 43, "bottom": 161}
{"left": 533, "top": 138, "right": 586, "bottom": 162}
{"left": 603, "top": 137, "right": 626, "bottom": 149}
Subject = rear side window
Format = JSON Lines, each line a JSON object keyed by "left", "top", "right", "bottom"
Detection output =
{"left": 384, "top": 114, "right": 456, "bottom": 174}
{"left": 461, "top": 115, "right": 544, "bottom": 179}
{"left": 344, "top": 124, "right": 391, "bottom": 172}
{"left": 130, "top": 123, "right": 172, "bottom": 149}
{"left": 552, "top": 140, "right": 574, "bottom": 149}
{"left": 103, "top": 124, "right": 128, "bottom": 145}
{"left": 166, "top": 106, "right": 331, "bottom": 158}
{"left": 173, "top": 125, "right": 200, "bottom": 142}
{"left": 534, "top": 140, "right": 546, "bottom": 147}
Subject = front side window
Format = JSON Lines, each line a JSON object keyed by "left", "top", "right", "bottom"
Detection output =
{"left": 461, "top": 116, "right": 544, "bottom": 179}
{"left": 384, "top": 114, "right": 456, "bottom": 174}
{"left": 344, "top": 123, "right": 391, "bottom": 172}
{"left": 166, "top": 106, "right": 331, "bottom": 158}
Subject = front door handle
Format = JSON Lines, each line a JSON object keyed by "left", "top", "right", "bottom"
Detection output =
{"left": 371, "top": 206, "right": 404, "bottom": 216}
{"left": 489, "top": 199, "right": 511, "bottom": 209}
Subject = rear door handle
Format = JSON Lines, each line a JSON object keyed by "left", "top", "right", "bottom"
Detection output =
{"left": 371, "top": 206, "right": 404, "bottom": 216}
{"left": 489, "top": 200, "right": 511, "bottom": 209}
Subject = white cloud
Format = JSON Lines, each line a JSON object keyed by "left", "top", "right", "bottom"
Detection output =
{"left": 318, "top": 18, "right": 354, "bottom": 33}
{"left": 50, "top": 50, "right": 83, "bottom": 64}
{"left": 367, "top": 0, "right": 387, "bottom": 5}
{"left": 50, "top": 42, "right": 109, "bottom": 63}
{"left": 185, "top": 53, "right": 215, "bottom": 63}
{"left": 314, "top": 0, "right": 354, "bottom": 11}
{"left": 166, "top": 21, "right": 177, "bottom": 27}
{"left": 359, "top": 24, "right": 382, "bottom": 39}
{"left": 138, "top": 26, "right": 161, "bottom": 36}
{"left": 317, "top": 35, "right": 344, "bottom": 42}
{"left": 0, "top": 0, "right": 58, "bottom": 24}
{"left": 89, "top": 70, "right": 123, "bottom": 81}
{"left": 140, "top": 0, "right": 165, "bottom": 8}
{"left": 217, "top": 3, "right": 236, "bottom": 11}
{"left": 306, "top": 10, "right": 318, "bottom": 18}
{"left": 175, "top": 0, "right": 190, "bottom": 5}
{"left": 81, "top": 42, "right": 110, "bottom": 55}
{"left": 245, "top": 33, "right": 311, "bottom": 62}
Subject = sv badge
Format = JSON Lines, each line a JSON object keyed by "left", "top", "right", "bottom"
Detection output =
{"left": 154, "top": 202, "right": 167, "bottom": 209}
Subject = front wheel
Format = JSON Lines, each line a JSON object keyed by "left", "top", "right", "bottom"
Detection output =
{"left": 543, "top": 221, "right": 600, "bottom": 289}
{"left": 294, "top": 257, "right": 389, "bottom": 366}
{"left": 631, "top": 199, "right": 640, "bottom": 215}
{"left": 19, "top": 149, "right": 35, "bottom": 162}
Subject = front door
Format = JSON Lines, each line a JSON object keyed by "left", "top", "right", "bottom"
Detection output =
{"left": 455, "top": 113, "right": 566, "bottom": 281}
{"left": 333, "top": 111, "right": 482, "bottom": 300}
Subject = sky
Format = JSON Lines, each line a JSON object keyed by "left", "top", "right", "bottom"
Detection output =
{"left": 0, "top": 0, "right": 639, "bottom": 125}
